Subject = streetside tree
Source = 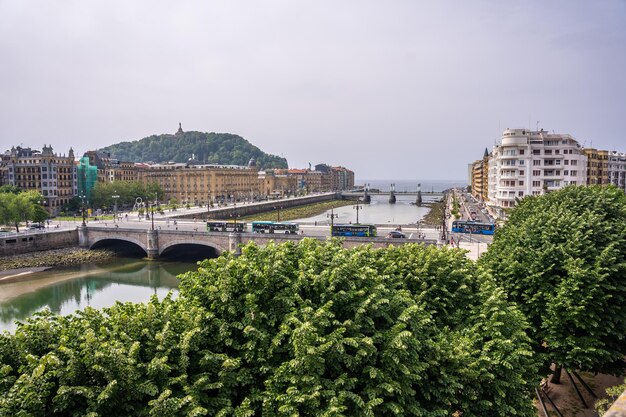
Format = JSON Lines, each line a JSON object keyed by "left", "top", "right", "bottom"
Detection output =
{"left": 479, "top": 185, "right": 626, "bottom": 380}
{"left": 91, "top": 181, "right": 164, "bottom": 211}
{"left": 0, "top": 185, "right": 21, "bottom": 194}
{"left": 0, "top": 191, "right": 46, "bottom": 232}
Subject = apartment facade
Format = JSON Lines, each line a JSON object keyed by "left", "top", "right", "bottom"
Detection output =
{"left": 487, "top": 128, "right": 587, "bottom": 218}
{"left": 607, "top": 151, "right": 626, "bottom": 192}
{"left": 136, "top": 161, "right": 261, "bottom": 205}
{"left": 584, "top": 148, "right": 610, "bottom": 186}
{"left": 84, "top": 151, "right": 138, "bottom": 183}
{"left": 470, "top": 148, "right": 490, "bottom": 202}
{"left": 0, "top": 145, "right": 77, "bottom": 214}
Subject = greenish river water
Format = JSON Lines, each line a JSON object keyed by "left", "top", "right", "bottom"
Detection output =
{"left": 0, "top": 258, "right": 197, "bottom": 333}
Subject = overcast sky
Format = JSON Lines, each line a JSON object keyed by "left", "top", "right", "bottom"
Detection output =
{"left": 1, "top": 1, "right": 624, "bottom": 181}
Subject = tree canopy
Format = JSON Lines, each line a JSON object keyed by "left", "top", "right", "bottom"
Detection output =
{"left": 90, "top": 181, "right": 164, "bottom": 210}
{"left": 0, "top": 190, "right": 48, "bottom": 232}
{"left": 100, "top": 131, "right": 288, "bottom": 170}
{"left": 480, "top": 185, "right": 626, "bottom": 375}
{"left": 0, "top": 241, "right": 538, "bottom": 416}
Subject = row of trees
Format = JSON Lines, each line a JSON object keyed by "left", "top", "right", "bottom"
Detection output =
{"left": 0, "top": 185, "right": 624, "bottom": 415}
{"left": 90, "top": 181, "right": 164, "bottom": 211}
{"left": 0, "top": 188, "right": 48, "bottom": 232}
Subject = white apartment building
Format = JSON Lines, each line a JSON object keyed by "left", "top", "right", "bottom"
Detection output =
{"left": 487, "top": 128, "right": 587, "bottom": 219}
{"left": 608, "top": 150, "right": 626, "bottom": 192}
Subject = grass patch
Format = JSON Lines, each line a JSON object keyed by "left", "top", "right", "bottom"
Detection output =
{"left": 421, "top": 199, "right": 445, "bottom": 226}
{"left": 238, "top": 200, "right": 355, "bottom": 222}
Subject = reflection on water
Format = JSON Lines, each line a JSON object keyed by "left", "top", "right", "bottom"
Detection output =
{"left": 0, "top": 258, "right": 197, "bottom": 332}
{"left": 295, "top": 194, "right": 440, "bottom": 225}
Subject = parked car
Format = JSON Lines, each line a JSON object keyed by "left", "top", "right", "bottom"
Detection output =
{"left": 386, "top": 231, "right": 406, "bottom": 239}
{"left": 29, "top": 223, "right": 45, "bottom": 229}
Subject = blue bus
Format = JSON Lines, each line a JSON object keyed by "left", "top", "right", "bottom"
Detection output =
{"left": 251, "top": 221, "right": 299, "bottom": 234}
{"left": 331, "top": 224, "right": 377, "bottom": 237}
{"left": 451, "top": 220, "right": 495, "bottom": 235}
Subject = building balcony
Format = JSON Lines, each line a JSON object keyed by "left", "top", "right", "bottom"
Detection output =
{"left": 496, "top": 195, "right": 517, "bottom": 201}
{"left": 496, "top": 187, "right": 519, "bottom": 193}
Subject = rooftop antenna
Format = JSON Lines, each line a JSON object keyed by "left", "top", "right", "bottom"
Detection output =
{"left": 536, "top": 121, "right": 540, "bottom": 131}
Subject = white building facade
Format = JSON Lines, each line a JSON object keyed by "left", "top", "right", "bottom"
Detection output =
{"left": 487, "top": 128, "right": 587, "bottom": 219}
{"left": 608, "top": 151, "right": 626, "bottom": 192}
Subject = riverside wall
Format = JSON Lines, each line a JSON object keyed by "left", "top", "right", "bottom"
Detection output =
{"left": 173, "top": 192, "right": 339, "bottom": 220}
{"left": 0, "top": 229, "right": 79, "bottom": 257}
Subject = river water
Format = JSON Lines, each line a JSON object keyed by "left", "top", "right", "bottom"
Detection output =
{"left": 0, "top": 258, "right": 195, "bottom": 332}
{"left": 295, "top": 194, "right": 439, "bottom": 225}
{"left": 0, "top": 185, "right": 452, "bottom": 333}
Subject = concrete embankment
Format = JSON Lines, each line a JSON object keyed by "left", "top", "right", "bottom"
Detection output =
{"left": 0, "top": 229, "right": 78, "bottom": 257}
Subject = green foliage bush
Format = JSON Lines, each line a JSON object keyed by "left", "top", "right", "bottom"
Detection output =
{"left": 0, "top": 241, "right": 538, "bottom": 416}
{"left": 480, "top": 185, "right": 626, "bottom": 375}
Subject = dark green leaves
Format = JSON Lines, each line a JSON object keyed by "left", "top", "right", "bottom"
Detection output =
{"left": 480, "top": 185, "right": 626, "bottom": 375}
{"left": 1, "top": 241, "right": 538, "bottom": 416}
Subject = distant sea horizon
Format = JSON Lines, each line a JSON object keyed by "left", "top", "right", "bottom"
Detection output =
{"left": 356, "top": 179, "right": 467, "bottom": 193}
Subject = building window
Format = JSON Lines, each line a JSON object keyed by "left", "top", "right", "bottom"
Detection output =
{"left": 519, "top": 170, "right": 525, "bottom": 175}
{"left": 564, "top": 170, "right": 569, "bottom": 175}
{"left": 533, "top": 160, "right": 541, "bottom": 166}
{"left": 533, "top": 170, "right": 541, "bottom": 176}
{"left": 571, "top": 160, "right": 578, "bottom": 166}
{"left": 564, "top": 160, "right": 569, "bottom": 165}
{"left": 533, "top": 149, "right": 541, "bottom": 155}
{"left": 518, "top": 191, "right": 524, "bottom": 197}
{"left": 532, "top": 181, "right": 541, "bottom": 187}
{"left": 519, "top": 150, "right": 525, "bottom": 155}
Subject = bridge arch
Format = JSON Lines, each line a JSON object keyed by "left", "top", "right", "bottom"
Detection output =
{"left": 159, "top": 241, "right": 222, "bottom": 261}
{"left": 90, "top": 237, "right": 148, "bottom": 257}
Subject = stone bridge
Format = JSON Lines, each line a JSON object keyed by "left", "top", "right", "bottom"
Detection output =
{"left": 78, "top": 226, "right": 437, "bottom": 259}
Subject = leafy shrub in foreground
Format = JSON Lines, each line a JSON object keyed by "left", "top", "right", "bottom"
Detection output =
{"left": 0, "top": 240, "right": 538, "bottom": 416}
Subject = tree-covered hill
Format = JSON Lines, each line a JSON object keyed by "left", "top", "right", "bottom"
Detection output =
{"left": 99, "top": 131, "right": 288, "bottom": 169}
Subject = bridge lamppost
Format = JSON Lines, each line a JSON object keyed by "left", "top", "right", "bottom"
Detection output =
{"left": 327, "top": 207, "right": 338, "bottom": 235}
{"left": 274, "top": 205, "right": 282, "bottom": 222}
{"left": 150, "top": 201, "right": 155, "bottom": 230}
{"left": 112, "top": 192, "right": 119, "bottom": 223}
{"left": 80, "top": 193, "right": 87, "bottom": 227}
{"left": 230, "top": 213, "right": 240, "bottom": 232}
{"left": 353, "top": 204, "right": 362, "bottom": 224}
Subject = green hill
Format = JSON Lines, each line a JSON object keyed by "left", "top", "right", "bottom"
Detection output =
{"left": 99, "top": 130, "right": 288, "bottom": 169}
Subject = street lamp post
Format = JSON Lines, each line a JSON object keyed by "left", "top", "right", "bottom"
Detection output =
{"left": 112, "top": 192, "right": 119, "bottom": 223}
{"left": 353, "top": 204, "right": 362, "bottom": 224}
{"left": 80, "top": 194, "right": 87, "bottom": 226}
{"left": 230, "top": 213, "right": 240, "bottom": 232}
{"left": 150, "top": 201, "right": 155, "bottom": 230}
{"left": 327, "top": 207, "right": 338, "bottom": 235}
{"left": 274, "top": 205, "right": 281, "bottom": 222}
